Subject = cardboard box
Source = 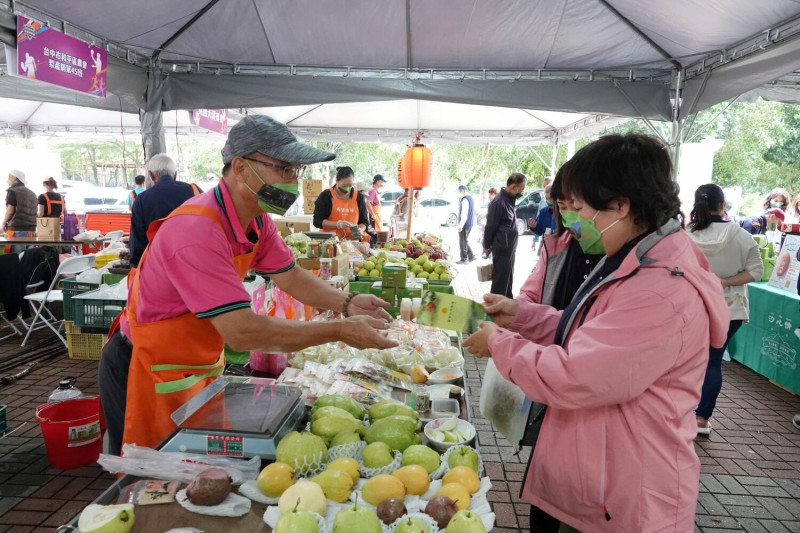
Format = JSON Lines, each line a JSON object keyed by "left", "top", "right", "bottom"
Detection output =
{"left": 303, "top": 196, "right": 318, "bottom": 215}
{"left": 297, "top": 254, "right": 349, "bottom": 278}
{"left": 477, "top": 263, "right": 493, "bottom": 282}
{"left": 369, "top": 282, "right": 396, "bottom": 306}
{"left": 381, "top": 264, "right": 407, "bottom": 289}
{"left": 274, "top": 220, "right": 311, "bottom": 237}
{"left": 396, "top": 285, "right": 423, "bottom": 301}
{"left": 302, "top": 179, "right": 325, "bottom": 197}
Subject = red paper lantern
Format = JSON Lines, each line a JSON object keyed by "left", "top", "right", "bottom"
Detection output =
{"left": 397, "top": 158, "right": 407, "bottom": 189}
{"left": 403, "top": 144, "right": 432, "bottom": 188}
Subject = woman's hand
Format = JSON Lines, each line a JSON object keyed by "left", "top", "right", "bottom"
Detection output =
{"left": 347, "top": 294, "right": 392, "bottom": 322}
{"left": 463, "top": 321, "right": 499, "bottom": 357}
{"left": 483, "top": 293, "right": 518, "bottom": 328}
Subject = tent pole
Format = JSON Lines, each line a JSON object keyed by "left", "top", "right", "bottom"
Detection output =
{"left": 549, "top": 144, "right": 558, "bottom": 177}
{"left": 140, "top": 65, "right": 167, "bottom": 171}
{"left": 406, "top": 188, "right": 415, "bottom": 242}
{"left": 669, "top": 68, "right": 684, "bottom": 180}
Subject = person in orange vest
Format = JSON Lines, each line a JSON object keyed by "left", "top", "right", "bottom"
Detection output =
{"left": 313, "top": 166, "right": 371, "bottom": 242}
{"left": 126, "top": 175, "right": 146, "bottom": 211}
{"left": 98, "top": 115, "right": 395, "bottom": 455}
{"left": 368, "top": 174, "right": 386, "bottom": 231}
{"left": 37, "top": 177, "right": 65, "bottom": 219}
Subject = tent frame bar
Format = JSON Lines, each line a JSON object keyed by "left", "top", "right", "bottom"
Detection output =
{"left": 153, "top": 0, "right": 221, "bottom": 61}
{"left": 684, "top": 12, "right": 800, "bottom": 80}
{"left": 596, "top": 0, "right": 681, "bottom": 69}
{"left": 157, "top": 62, "right": 670, "bottom": 83}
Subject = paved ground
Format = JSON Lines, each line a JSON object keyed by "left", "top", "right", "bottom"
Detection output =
{"left": 0, "top": 232, "right": 799, "bottom": 531}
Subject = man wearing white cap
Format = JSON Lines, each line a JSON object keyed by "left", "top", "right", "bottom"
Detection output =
{"left": 4, "top": 170, "right": 37, "bottom": 236}
{"left": 99, "top": 114, "right": 397, "bottom": 455}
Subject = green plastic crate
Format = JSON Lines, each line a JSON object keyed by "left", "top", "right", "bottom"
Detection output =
{"left": 60, "top": 279, "right": 100, "bottom": 322}
{"left": 72, "top": 290, "right": 126, "bottom": 331}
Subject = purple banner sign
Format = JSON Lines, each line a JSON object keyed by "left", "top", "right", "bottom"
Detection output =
{"left": 15, "top": 16, "right": 107, "bottom": 97}
{"left": 191, "top": 109, "right": 228, "bottom": 134}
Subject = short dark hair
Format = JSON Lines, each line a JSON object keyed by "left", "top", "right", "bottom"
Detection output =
{"left": 134, "top": 175, "right": 145, "bottom": 185}
{"left": 689, "top": 183, "right": 725, "bottom": 232}
{"left": 335, "top": 166, "right": 354, "bottom": 181}
{"left": 550, "top": 161, "right": 571, "bottom": 236}
{"left": 507, "top": 173, "right": 526, "bottom": 186}
{"left": 43, "top": 177, "right": 58, "bottom": 189}
{"left": 488, "top": 187, "right": 498, "bottom": 196}
{"left": 458, "top": 185, "right": 467, "bottom": 192}
{"left": 562, "top": 133, "right": 680, "bottom": 232}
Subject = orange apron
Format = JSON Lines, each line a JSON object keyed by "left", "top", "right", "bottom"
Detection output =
{"left": 43, "top": 193, "right": 65, "bottom": 219}
{"left": 121, "top": 204, "right": 259, "bottom": 449}
{"left": 322, "top": 187, "right": 371, "bottom": 242}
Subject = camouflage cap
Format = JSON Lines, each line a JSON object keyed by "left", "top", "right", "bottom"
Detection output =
{"left": 222, "top": 114, "right": 334, "bottom": 165}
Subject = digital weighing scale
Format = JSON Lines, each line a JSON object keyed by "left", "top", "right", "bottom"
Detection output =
{"left": 158, "top": 376, "right": 305, "bottom": 460}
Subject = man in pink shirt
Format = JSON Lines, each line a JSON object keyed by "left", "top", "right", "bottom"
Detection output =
{"left": 99, "top": 115, "right": 395, "bottom": 454}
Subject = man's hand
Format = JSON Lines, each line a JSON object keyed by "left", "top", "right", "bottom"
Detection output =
{"left": 483, "top": 293, "right": 518, "bottom": 327}
{"left": 482, "top": 249, "right": 490, "bottom": 259}
{"left": 458, "top": 226, "right": 463, "bottom": 232}
{"left": 339, "top": 315, "right": 398, "bottom": 349}
{"left": 347, "top": 294, "right": 392, "bottom": 322}
{"left": 336, "top": 220, "right": 348, "bottom": 230}
{"left": 2, "top": 222, "right": 8, "bottom": 232}
{"left": 528, "top": 217, "right": 536, "bottom": 228}
{"left": 463, "top": 321, "right": 499, "bottom": 357}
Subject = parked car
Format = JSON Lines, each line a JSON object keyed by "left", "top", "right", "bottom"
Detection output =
{"left": 417, "top": 197, "right": 459, "bottom": 227}
{"left": 514, "top": 189, "right": 544, "bottom": 235}
{"left": 66, "top": 187, "right": 131, "bottom": 214}
{"left": 380, "top": 189, "right": 406, "bottom": 214}
{"left": 475, "top": 188, "right": 543, "bottom": 235}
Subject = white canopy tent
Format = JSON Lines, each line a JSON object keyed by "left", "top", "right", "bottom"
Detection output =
{"left": 1, "top": 0, "right": 800, "bottom": 156}
{"left": 0, "top": 97, "right": 215, "bottom": 139}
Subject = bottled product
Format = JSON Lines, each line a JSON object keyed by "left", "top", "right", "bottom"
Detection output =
{"left": 48, "top": 378, "right": 82, "bottom": 403}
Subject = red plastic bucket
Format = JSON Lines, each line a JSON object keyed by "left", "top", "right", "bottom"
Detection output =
{"left": 35, "top": 396, "right": 103, "bottom": 470}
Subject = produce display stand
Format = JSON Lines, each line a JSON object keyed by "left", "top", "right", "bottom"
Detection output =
{"left": 57, "top": 473, "right": 271, "bottom": 532}
{"left": 61, "top": 331, "right": 474, "bottom": 532}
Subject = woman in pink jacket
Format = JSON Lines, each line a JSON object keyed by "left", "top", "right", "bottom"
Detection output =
{"left": 465, "top": 134, "right": 730, "bottom": 533}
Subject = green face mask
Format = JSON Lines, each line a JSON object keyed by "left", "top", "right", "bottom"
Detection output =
{"left": 338, "top": 186, "right": 353, "bottom": 194}
{"left": 243, "top": 161, "right": 299, "bottom": 216}
{"left": 546, "top": 199, "right": 553, "bottom": 207}
{"left": 561, "top": 210, "right": 580, "bottom": 236}
{"left": 570, "top": 211, "right": 620, "bottom": 255}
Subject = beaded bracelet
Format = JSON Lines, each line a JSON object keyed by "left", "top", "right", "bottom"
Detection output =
{"left": 342, "top": 291, "right": 359, "bottom": 317}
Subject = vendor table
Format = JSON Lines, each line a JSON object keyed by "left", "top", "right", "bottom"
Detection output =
{"left": 727, "top": 282, "right": 800, "bottom": 395}
{"left": 350, "top": 280, "right": 454, "bottom": 294}
{"left": 0, "top": 237, "right": 103, "bottom": 255}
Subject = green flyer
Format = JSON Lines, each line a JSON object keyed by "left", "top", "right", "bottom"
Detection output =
{"left": 416, "top": 290, "right": 488, "bottom": 334}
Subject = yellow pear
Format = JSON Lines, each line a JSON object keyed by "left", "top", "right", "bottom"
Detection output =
{"left": 257, "top": 462, "right": 295, "bottom": 497}
{"left": 391, "top": 464, "right": 431, "bottom": 495}
{"left": 442, "top": 466, "right": 480, "bottom": 495}
{"left": 326, "top": 457, "right": 361, "bottom": 484}
{"left": 434, "top": 482, "right": 471, "bottom": 510}
{"left": 311, "top": 469, "right": 354, "bottom": 503}
{"left": 361, "top": 474, "right": 406, "bottom": 506}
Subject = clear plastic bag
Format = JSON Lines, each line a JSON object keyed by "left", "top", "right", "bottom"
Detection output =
{"left": 479, "top": 359, "right": 531, "bottom": 447}
{"left": 97, "top": 444, "right": 261, "bottom": 485}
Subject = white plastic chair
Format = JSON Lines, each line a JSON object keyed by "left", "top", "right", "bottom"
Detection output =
{"left": 103, "top": 230, "right": 124, "bottom": 248}
{"left": 21, "top": 255, "right": 95, "bottom": 347}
